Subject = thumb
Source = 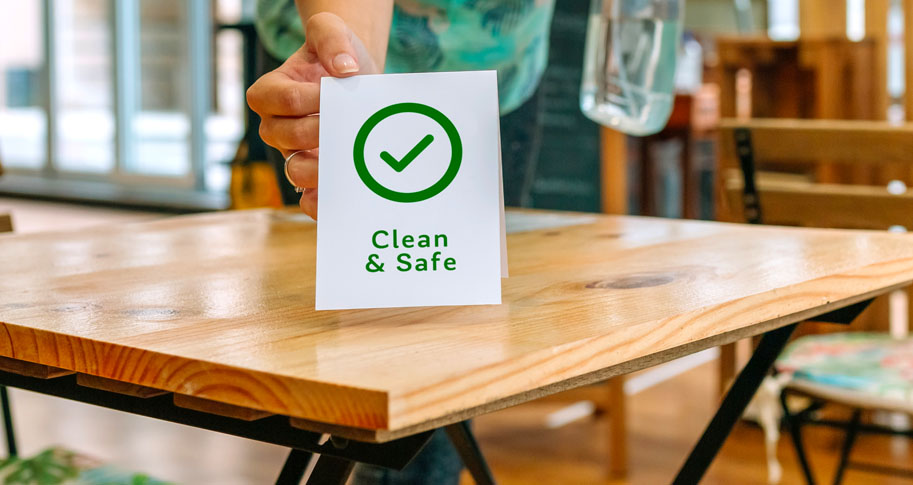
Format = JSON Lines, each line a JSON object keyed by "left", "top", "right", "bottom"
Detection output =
{"left": 306, "top": 12, "right": 360, "bottom": 77}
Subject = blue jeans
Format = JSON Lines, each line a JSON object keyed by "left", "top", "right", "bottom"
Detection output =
{"left": 352, "top": 429, "right": 463, "bottom": 485}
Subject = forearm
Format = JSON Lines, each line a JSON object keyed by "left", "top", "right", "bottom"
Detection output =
{"left": 295, "top": 0, "right": 393, "bottom": 68}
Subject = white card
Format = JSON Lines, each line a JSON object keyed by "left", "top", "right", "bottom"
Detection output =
{"left": 316, "top": 71, "right": 505, "bottom": 310}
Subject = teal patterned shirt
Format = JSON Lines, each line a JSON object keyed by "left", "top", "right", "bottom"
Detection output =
{"left": 255, "top": 0, "right": 555, "bottom": 114}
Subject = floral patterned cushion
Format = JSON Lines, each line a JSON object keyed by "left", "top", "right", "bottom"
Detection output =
{"left": 775, "top": 332, "right": 913, "bottom": 400}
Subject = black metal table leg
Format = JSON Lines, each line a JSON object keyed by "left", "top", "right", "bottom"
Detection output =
{"left": 673, "top": 323, "right": 798, "bottom": 484}
{"left": 833, "top": 409, "right": 861, "bottom": 485}
{"left": 276, "top": 448, "right": 313, "bottom": 485}
{"left": 445, "top": 421, "right": 496, "bottom": 485}
{"left": 780, "top": 392, "right": 816, "bottom": 485}
{"left": 0, "top": 386, "right": 16, "bottom": 457}
{"left": 305, "top": 454, "right": 355, "bottom": 485}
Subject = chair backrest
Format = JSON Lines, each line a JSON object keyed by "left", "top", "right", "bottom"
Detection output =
{"left": 0, "top": 214, "right": 10, "bottom": 234}
{"left": 718, "top": 118, "right": 913, "bottom": 230}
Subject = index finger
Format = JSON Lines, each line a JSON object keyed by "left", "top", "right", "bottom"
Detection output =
{"left": 246, "top": 71, "right": 320, "bottom": 117}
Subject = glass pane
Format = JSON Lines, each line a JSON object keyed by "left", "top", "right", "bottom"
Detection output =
{"left": 768, "top": 0, "right": 800, "bottom": 40}
{"left": 206, "top": 28, "right": 245, "bottom": 192}
{"left": 846, "top": 0, "right": 865, "bottom": 42}
{"left": 0, "top": 0, "right": 46, "bottom": 170}
{"left": 131, "top": 0, "right": 190, "bottom": 177}
{"left": 55, "top": 0, "right": 115, "bottom": 174}
{"left": 215, "top": 0, "right": 246, "bottom": 24}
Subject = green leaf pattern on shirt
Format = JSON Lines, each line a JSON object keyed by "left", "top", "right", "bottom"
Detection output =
{"left": 255, "top": 0, "right": 555, "bottom": 114}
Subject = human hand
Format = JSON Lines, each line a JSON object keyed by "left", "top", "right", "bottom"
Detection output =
{"left": 246, "top": 12, "right": 379, "bottom": 219}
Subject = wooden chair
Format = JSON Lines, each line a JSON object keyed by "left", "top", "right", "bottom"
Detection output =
{"left": 718, "top": 118, "right": 913, "bottom": 228}
{"left": 716, "top": 119, "right": 913, "bottom": 392}
{"left": 719, "top": 118, "right": 913, "bottom": 484}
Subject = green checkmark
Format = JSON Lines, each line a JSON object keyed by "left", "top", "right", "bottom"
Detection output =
{"left": 355, "top": 103, "right": 462, "bottom": 203}
{"left": 379, "top": 134, "right": 434, "bottom": 173}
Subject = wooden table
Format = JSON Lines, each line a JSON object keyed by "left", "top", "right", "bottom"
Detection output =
{"left": 1, "top": 209, "right": 912, "bottom": 484}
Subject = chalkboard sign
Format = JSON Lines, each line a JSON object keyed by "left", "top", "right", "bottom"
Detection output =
{"left": 529, "top": 1, "right": 602, "bottom": 212}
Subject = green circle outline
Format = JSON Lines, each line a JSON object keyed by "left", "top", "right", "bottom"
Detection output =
{"left": 353, "top": 102, "right": 462, "bottom": 203}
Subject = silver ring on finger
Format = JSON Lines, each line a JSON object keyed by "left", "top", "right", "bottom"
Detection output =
{"left": 283, "top": 150, "right": 306, "bottom": 193}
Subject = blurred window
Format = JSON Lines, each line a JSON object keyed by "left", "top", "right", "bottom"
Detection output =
{"left": 55, "top": 0, "right": 115, "bottom": 174}
{"left": 768, "top": 0, "right": 799, "bottom": 40}
{"left": 0, "top": 1, "right": 46, "bottom": 170}
{"left": 0, "top": 0, "right": 248, "bottom": 207}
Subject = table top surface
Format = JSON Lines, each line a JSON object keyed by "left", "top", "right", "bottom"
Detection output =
{"left": 1, "top": 209, "right": 912, "bottom": 441}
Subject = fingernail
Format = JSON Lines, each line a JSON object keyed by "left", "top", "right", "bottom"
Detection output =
{"left": 333, "top": 53, "right": 359, "bottom": 74}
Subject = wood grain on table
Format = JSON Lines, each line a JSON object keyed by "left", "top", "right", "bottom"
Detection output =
{"left": 0, "top": 209, "right": 911, "bottom": 441}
